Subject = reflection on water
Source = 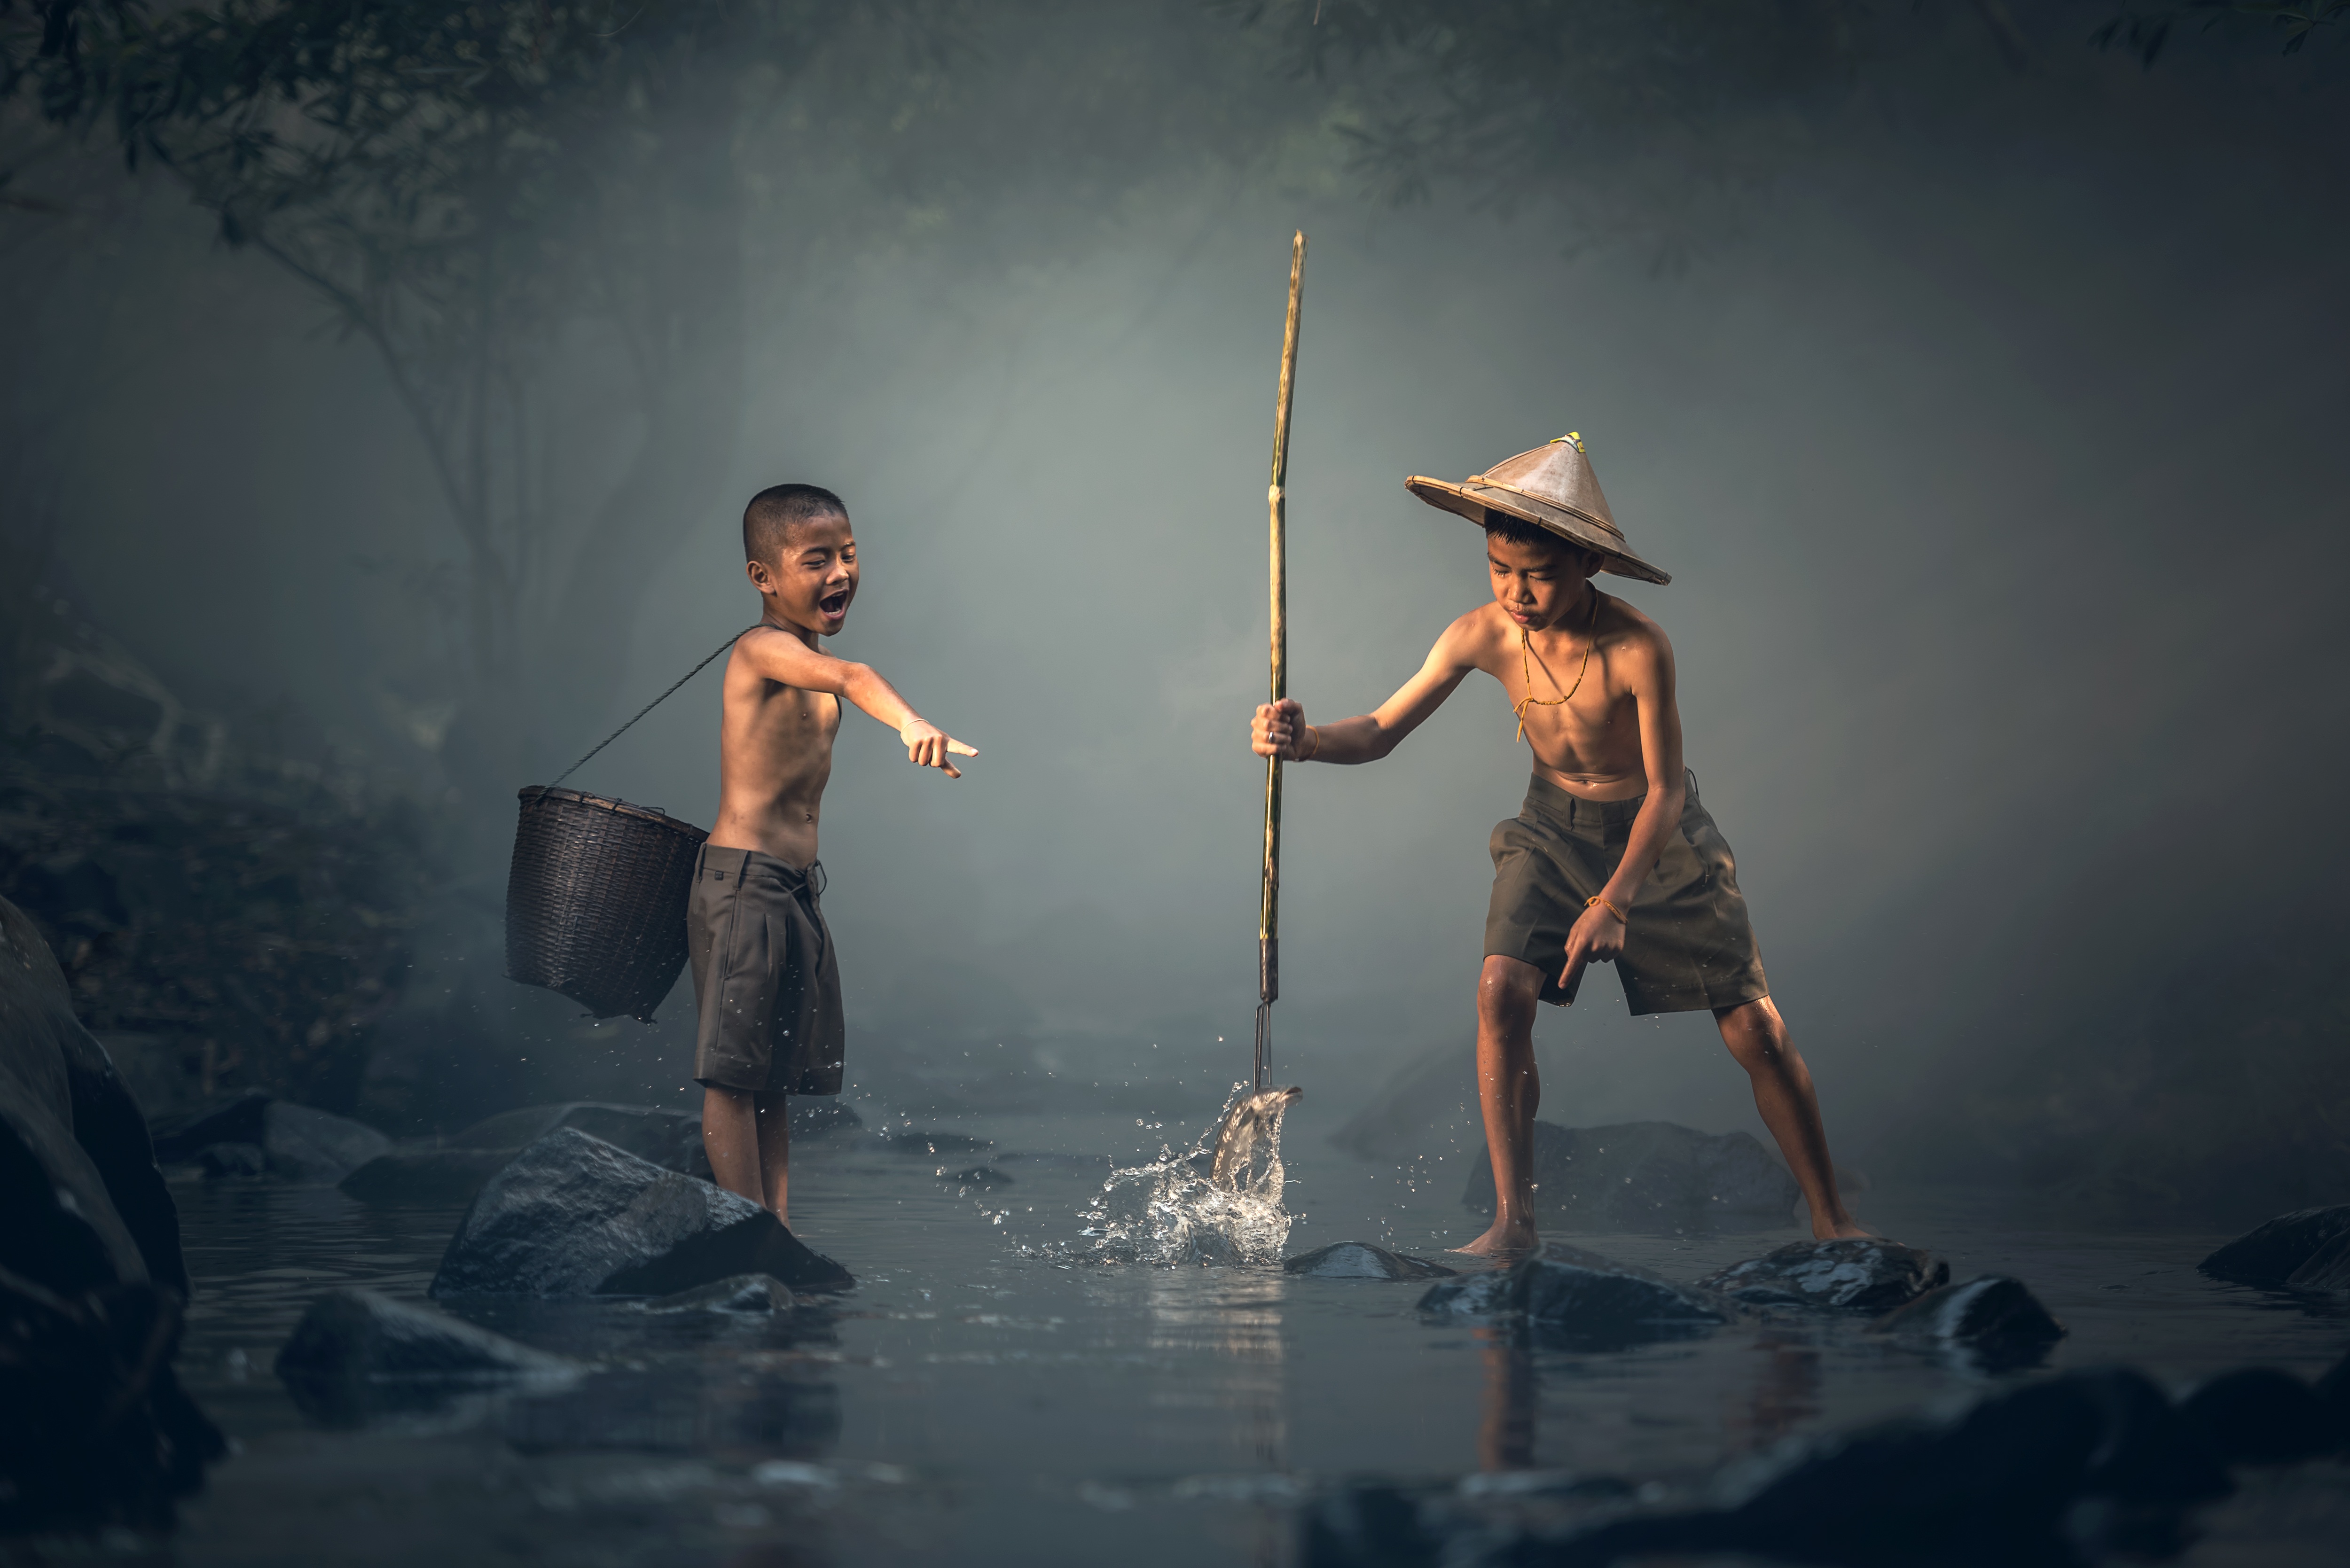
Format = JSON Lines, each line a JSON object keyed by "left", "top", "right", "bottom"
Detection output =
{"left": 125, "top": 1112, "right": 2350, "bottom": 1567}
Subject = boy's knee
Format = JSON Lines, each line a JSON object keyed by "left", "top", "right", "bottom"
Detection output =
{"left": 1477, "top": 957, "right": 1542, "bottom": 1026}
{"left": 1716, "top": 1000, "right": 1790, "bottom": 1069}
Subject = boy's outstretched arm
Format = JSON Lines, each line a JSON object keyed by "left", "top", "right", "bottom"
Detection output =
{"left": 1249, "top": 613, "right": 1481, "bottom": 765}
{"left": 738, "top": 628, "right": 978, "bottom": 777}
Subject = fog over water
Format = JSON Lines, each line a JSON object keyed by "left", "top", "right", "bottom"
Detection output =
{"left": 10, "top": 2, "right": 2348, "bottom": 1222}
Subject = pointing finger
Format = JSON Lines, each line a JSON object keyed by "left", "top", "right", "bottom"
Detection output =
{"left": 1559, "top": 952, "right": 1588, "bottom": 1003}
{"left": 947, "top": 739, "right": 978, "bottom": 757}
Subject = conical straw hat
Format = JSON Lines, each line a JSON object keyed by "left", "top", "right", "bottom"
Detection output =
{"left": 1405, "top": 433, "right": 1670, "bottom": 585}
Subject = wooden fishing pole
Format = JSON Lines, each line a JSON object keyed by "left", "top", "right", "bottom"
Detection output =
{"left": 1256, "top": 231, "right": 1306, "bottom": 1092}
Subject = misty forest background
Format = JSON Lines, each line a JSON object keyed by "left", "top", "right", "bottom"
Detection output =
{"left": 3, "top": 0, "right": 2345, "bottom": 1226}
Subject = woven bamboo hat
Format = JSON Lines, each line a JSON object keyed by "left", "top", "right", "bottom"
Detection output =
{"left": 1405, "top": 433, "right": 1671, "bottom": 585}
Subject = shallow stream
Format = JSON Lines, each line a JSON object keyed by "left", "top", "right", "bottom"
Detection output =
{"left": 144, "top": 1105, "right": 2350, "bottom": 1567}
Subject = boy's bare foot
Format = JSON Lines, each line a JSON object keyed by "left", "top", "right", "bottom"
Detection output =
{"left": 1452, "top": 1220, "right": 1540, "bottom": 1258}
{"left": 1813, "top": 1215, "right": 1876, "bottom": 1240}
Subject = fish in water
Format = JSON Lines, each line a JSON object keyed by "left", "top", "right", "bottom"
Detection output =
{"left": 1206, "top": 1084, "right": 1302, "bottom": 1194}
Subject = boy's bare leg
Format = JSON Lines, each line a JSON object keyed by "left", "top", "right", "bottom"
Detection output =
{"left": 754, "top": 1092, "right": 791, "bottom": 1224}
{"left": 1457, "top": 955, "right": 1545, "bottom": 1257}
{"left": 703, "top": 1085, "right": 766, "bottom": 1206}
{"left": 1714, "top": 997, "right": 1868, "bottom": 1240}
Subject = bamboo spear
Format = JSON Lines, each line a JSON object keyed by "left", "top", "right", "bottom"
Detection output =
{"left": 1256, "top": 231, "right": 1306, "bottom": 1092}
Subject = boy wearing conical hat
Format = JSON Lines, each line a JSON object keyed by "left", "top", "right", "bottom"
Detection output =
{"left": 1249, "top": 435, "right": 1864, "bottom": 1255}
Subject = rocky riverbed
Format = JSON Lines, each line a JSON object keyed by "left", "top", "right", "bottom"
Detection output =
{"left": 29, "top": 1106, "right": 2341, "bottom": 1568}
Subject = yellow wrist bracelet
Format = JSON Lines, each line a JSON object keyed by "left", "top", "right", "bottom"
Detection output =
{"left": 1586, "top": 895, "right": 1625, "bottom": 923}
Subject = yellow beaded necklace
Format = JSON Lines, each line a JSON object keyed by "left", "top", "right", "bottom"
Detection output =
{"left": 1512, "top": 589, "right": 1603, "bottom": 744}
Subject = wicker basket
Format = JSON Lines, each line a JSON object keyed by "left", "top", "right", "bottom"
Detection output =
{"left": 505, "top": 786, "right": 708, "bottom": 1022}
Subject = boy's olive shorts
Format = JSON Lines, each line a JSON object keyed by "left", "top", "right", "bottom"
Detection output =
{"left": 687, "top": 845, "right": 846, "bottom": 1096}
{"left": 1483, "top": 770, "right": 1770, "bottom": 1014}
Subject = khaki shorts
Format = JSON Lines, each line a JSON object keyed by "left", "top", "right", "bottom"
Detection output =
{"left": 687, "top": 846, "right": 846, "bottom": 1095}
{"left": 1484, "top": 770, "right": 1769, "bottom": 1015}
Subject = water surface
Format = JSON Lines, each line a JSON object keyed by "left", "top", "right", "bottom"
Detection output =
{"left": 156, "top": 1106, "right": 2350, "bottom": 1567}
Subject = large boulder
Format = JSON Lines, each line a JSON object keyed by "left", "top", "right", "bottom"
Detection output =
{"left": 151, "top": 1091, "right": 392, "bottom": 1182}
{"left": 0, "top": 894, "right": 219, "bottom": 1524}
{"left": 428, "top": 1127, "right": 854, "bottom": 1297}
{"left": 1460, "top": 1120, "right": 1798, "bottom": 1234}
{"left": 1284, "top": 1241, "right": 1456, "bottom": 1280}
{"left": 2199, "top": 1205, "right": 2350, "bottom": 1287}
{"left": 1, "top": 896, "right": 185, "bottom": 1297}
{"left": 1419, "top": 1242, "right": 1726, "bottom": 1347}
{"left": 1866, "top": 1275, "right": 2067, "bottom": 1370}
{"left": 0, "top": 1264, "right": 226, "bottom": 1532}
{"left": 1696, "top": 1238, "right": 1947, "bottom": 1314}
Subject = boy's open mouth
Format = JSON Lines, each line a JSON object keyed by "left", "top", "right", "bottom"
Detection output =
{"left": 820, "top": 590, "right": 849, "bottom": 616}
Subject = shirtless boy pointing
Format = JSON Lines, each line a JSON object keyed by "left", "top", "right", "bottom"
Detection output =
{"left": 1249, "top": 435, "right": 1863, "bottom": 1255}
{"left": 691, "top": 483, "right": 974, "bottom": 1224}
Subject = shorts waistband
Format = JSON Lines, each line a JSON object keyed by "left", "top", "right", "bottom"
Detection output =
{"left": 1520, "top": 768, "right": 1700, "bottom": 834}
{"left": 695, "top": 843, "right": 826, "bottom": 897}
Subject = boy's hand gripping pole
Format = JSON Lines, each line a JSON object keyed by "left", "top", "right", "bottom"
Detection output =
{"left": 1256, "top": 231, "right": 1306, "bottom": 1092}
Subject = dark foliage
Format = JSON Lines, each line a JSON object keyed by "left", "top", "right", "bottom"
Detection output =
{"left": 0, "top": 741, "right": 429, "bottom": 1109}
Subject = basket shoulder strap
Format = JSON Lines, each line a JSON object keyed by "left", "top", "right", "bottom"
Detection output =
{"left": 550, "top": 624, "right": 770, "bottom": 787}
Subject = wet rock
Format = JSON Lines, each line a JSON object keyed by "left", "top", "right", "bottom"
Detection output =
{"left": 1420, "top": 1242, "right": 1725, "bottom": 1347}
{"left": 1696, "top": 1238, "right": 1947, "bottom": 1313}
{"left": 2177, "top": 1367, "right": 2340, "bottom": 1464}
{"left": 1460, "top": 1120, "right": 1798, "bottom": 1234}
{"left": 0, "top": 1264, "right": 226, "bottom": 1532}
{"left": 1285, "top": 1241, "right": 1456, "bottom": 1280}
{"left": 642, "top": 1273, "right": 796, "bottom": 1314}
{"left": 429, "top": 1126, "right": 854, "bottom": 1298}
{"left": 940, "top": 1165, "right": 1011, "bottom": 1187}
{"left": 276, "top": 1288, "right": 578, "bottom": 1384}
{"left": 197, "top": 1141, "right": 266, "bottom": 1178}
{"left": 2283, "top": 1232, "right": 2350, "bottom": 1292}
{"left": 2199, "top": 1205, "right": 2350, "bottom": 1287}
{"left": 1866, "top": 1275, "right": 2067, "bottom": 1370}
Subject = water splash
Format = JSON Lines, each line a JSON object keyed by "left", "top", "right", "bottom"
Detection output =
{"left": 1068, "top": 1084, "right": 1297, "bottom": 1266}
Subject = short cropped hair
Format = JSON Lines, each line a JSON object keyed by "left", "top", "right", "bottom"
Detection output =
{"left": 743, "top": 484, "right": 848, "bottom": 564}
{"left": 1484, "top": 510, "right": 1600, "bottom": 570}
